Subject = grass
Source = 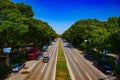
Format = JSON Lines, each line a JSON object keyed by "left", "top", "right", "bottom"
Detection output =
{"left": 56, "top": 40, "right": 71, "bottom": 80}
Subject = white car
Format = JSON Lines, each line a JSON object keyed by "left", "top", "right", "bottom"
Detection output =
{"left": 12, "top": 63, "right": 25, "bottom": 72}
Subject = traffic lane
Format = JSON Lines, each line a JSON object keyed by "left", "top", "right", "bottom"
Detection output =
{"left": 65, "top": 49, "right": 89, "bottom": 80}
{"left": 62, "top": 42, "right": 107, "bottom": 80}
{"left": 6, "top": 42, "right": 58, "bottom": 80}
{"left": 67, "top": 48, "right": 106, "bottom": 80}
{"left": 39, "top": 46, "right": 58, "bottom": 80}
{"left": 25, "top": 44, "right": 56, "bottom": 80}
{"left": 36, "top": 41, "right": 58, "bottom": 80}
{"left": 25, "top": 41, "right": 58, "bottom": 80}
{"left": 64, "top": 48, "right": 89, "bottom": 80}
{"left": 71, "top": 48, "right": 118, "bottom": 80}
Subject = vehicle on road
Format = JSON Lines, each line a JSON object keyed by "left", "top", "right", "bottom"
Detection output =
{"left": 27, "top": 48, "right": 40, "bottom": 60}
{"left": 97, "top": 62, "right": 115, "bottom": 75}
{"left": 12, "top": 63, "right": 25, "bottom": 72}
{"left": 43, "top": 56, "right": 49, "bottom": 63}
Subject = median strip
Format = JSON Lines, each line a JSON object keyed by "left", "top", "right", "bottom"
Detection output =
{"left": 55, "top": 39, "right": 71, "bottom": 80}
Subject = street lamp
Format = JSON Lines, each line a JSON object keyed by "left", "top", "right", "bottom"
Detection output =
{"left": 84, "top": 40, "right": 88, "bottom": 43}
{"left": 84, "top": 39, "right": 92, "bottom": 54}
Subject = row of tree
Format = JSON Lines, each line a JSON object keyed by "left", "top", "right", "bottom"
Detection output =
{"left": 0, "top": 0, "right": 57, "bottom": 49}
{"left": 62, "top": 17, "right": 120, "bottom": 54}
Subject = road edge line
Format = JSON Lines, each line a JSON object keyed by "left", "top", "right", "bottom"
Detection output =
{"left": 62, "top": 41, "right": 74, "bottom": 80}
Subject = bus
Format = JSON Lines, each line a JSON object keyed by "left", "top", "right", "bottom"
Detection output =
{"left": 27, "top": 48, "right": 40, "bottom": 60}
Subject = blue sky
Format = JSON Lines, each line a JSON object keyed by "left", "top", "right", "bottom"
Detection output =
{"left": 12, "top": 0, "right": 120, "bottom": 34}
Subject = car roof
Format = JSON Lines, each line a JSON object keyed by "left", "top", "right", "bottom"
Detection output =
{"left": 13, "top": 64, "right": 22, "bottom": 67}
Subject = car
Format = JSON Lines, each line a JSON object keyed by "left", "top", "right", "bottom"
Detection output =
{"left": 97, "top": 62, "right": 115, "bottom": 75}
{"left": 12, "top": 63, "right": 25, "bottom": 72}
{"left": 43, "top": 56, "right": 49, "bottom": 63}
{"left": 85, "top": 54, "right": 94, "bottom": 60}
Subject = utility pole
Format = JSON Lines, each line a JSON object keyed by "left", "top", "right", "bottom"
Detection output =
{"left": 3, "top": 47, "right": 11, "bottom": 66}
{"left": 115, "top": 56, "right": 119, "bottom": 68}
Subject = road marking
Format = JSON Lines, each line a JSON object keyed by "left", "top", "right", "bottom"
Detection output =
{"left": 49, "top": 53, "right": 52, "bottom": 57}
{"left": 53, "top": 47, "right": 58, "bottom": 80}
{"left": 64, "top": 50, "right": 75, "bottom": 80}
{"left": 86, "top": 73, "right": 92, "bottom": 80}
{"left": 74, "top": 57, "right": 79, "bottom": 62}
{"left": 42, "top": 64, "right": 47, "bottom": 72}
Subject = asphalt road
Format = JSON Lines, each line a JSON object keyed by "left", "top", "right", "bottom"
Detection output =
{"left": 25, "top": 41, "right": 58, "bottom": 80}
{"left": 6, "top": 40, "right": 58, "bottom": 80}
{"left": 62, "top": 39, "right": 118, "bottom": 80}
{"left": 5, "top": 38, "right": 118, "bottom": 80}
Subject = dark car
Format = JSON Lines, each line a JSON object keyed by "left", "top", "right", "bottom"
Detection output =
{"left": 85, "top": 54, "right": 94, "bottom": 60}
{"left": 97, "top": 62, "right": 115, "bottom": 75}
{"left": 12, "top": 63, "right": 25, "bottom": 72}
{"left": 43, "top": 56, "right": 49, "bottom": 63}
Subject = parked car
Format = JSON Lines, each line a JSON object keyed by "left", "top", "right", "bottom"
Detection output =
{"left": 97, "top": 62, "right": 115, "bottom": 75}
{"left": 12, "top": 63, "right": 25, "bottom": 72}
{"left": 43, "top": 56, "right": 49, "bottom": 63}
{"left": 85, "top": 54, "right": 94, "bottom": 60}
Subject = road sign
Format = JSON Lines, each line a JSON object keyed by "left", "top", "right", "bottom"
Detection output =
{"left": 3, "top": 47, "right": 11, "bottom": 53}
{"left": 3, "top": 47, "right": 11, "bottom": 66}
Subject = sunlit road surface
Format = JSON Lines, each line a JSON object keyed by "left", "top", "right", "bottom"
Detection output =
{"left": 25, "top": 41, "right": 58, "bottom": 80}
{"left": 62, "top": 39, "right": 118, "bottom": 80}
{"left": 6, "top": 41, "right": 58, "bottom": 80}
{"left": 5, "top": 38, "right": 118, "bottom": 80}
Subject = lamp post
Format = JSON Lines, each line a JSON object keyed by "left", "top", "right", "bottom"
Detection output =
{"left": 84, "top": 39, "right": 92, "bottom": 54}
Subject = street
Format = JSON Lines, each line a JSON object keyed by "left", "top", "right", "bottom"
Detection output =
{"left": 62, "top": 39, "right": 118, "bottom": 80}
{"left": 5, "top": 38, "right": 118, "bottom": 80}
{"left": 5, "top": 41, "right": 58, "bottom": 80}
{"left": 25, "top": 41, "right": 58, "bottom": 80}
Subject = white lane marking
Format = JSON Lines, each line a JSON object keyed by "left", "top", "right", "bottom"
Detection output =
{"left": 49, "top": 53, "right": 52, "bottom": 57}
{"left": 86, "top": 73, "right": 92, "bottom": 80}
{"left": 66, "top": 59, "right": 75, "bottom": 80}
{"left": 74, "top": 57, "right": 79, "bottom": 62}
{"left": 70, "top": 50, "right": 93, "bottom": 80}
{"left": 64, "top": 50, "right": 75, "bottom": 80}
{"left": 42, "top": 64, "right": 47, "bottom": 72}
{"left": 53, "top": 47, "right": 58, "bottom": 80}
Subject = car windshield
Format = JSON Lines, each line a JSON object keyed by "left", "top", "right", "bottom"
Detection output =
{"left": 12, "top": 64, "right": 21, "bottom": 68}
{"left": 104, "top": 65, "right": 113, "bottom": 70}
{"left": 44, "top": 57, "right": 48, "bottom": 59}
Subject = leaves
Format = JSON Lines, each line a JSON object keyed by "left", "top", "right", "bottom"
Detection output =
{"left": 0, "top": 0, "right": 57, "bottom": 48}
{"left": 62, "top": 17, "right": 120, "bottom": 53}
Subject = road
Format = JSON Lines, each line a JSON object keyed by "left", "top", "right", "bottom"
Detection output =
{"left": 5, "top": 38, "right": 118, "bottom": 80}
{"left": 62, "top": 39, "right": 118, "bottom": 80}
{"left": 25, "top": 41, "right": 58, "bottom": 80}
{"left": 6, "top": 40, "right": 58, "bottom": 80}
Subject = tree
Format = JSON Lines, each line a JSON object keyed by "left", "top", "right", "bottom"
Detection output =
{"left": 16, "top": 2, "right": 34, "bottom": 17}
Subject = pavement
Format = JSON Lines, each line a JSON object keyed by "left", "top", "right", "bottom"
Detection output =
{"left": 5, "top": 41, "right": 58, "bottom": 80}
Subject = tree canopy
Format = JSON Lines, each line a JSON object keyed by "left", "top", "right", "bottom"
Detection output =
{"left": 0, "top": 0, "right": 57, "bottom": 48}
{"left": 62, "top": 17, "right": 120, "bottom": 54}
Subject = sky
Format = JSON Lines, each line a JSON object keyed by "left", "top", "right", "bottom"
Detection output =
{"left": 12, "top": 0, "right": 120, "bottom": 34}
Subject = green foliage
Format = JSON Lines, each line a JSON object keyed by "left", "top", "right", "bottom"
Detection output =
{"left": 62, "top": 17, "right": 120, "bottom": 54}
{"left": 0, "top": 0, "right": 57, "bottom": 48}
{"left": 16, "top": 2, "right": 34, "bottom": 17}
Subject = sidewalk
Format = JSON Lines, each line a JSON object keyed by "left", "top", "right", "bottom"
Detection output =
{"left": 5, "top": 59, "right": 39, "bottom": 80}
{"left": 5, "top": 51, "right": 45, "bottom": 80}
